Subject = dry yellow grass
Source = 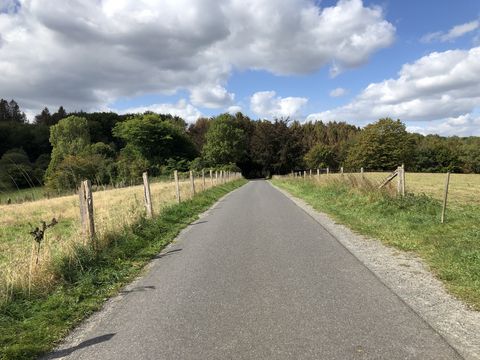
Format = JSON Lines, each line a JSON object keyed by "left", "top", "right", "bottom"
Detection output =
{"left": 0, "top": 172, "right": 229, "bottom": 300}
{"left": 300, "top": 171, "right": 480, "bottom": 205}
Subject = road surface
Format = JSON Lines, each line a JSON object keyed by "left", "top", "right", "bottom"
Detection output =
{"left": 45, "top": 180, "right": 461, "bottom": 359}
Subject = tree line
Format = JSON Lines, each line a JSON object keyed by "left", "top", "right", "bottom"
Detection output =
{"left": 0, "top": 98, "right": 479, "bottom": 191}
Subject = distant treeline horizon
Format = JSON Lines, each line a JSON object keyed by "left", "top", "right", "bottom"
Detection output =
{"left": 0, "top": 98, "right": 479, "bottom": 191}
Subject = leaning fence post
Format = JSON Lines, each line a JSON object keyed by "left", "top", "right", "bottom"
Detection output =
{"left": 79, "top": 180, "right": 96, "bottom": 245}
{"left": 441, "top": 171, "right": 451, "bottom": 223}
{"left": 142, "top": 172, "right": 153, "bottom": 218}
{"left": 174, "top": 170, "right": 181, "bottom": 203}
{"left": 190, "top": 170, "right": 196, "bottom": 196}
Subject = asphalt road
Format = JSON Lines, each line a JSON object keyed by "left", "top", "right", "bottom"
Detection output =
{"left": 45, "top": 180, "right": 461, "bottom": 360}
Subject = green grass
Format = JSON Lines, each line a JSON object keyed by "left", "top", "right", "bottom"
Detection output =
{"left": 272, "top": 178, "right": 480, "bottom": 310}
{"left": 0, "top": 179, "right": 246, "bottom": 360}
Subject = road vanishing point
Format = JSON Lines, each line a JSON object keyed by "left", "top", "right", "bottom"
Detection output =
{"left": 45, "top": 180, "right": 462, "bottom": 360}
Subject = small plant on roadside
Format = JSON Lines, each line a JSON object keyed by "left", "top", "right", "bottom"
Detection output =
{"left": 29, "top": 218, "right": 58, "bottom": 265}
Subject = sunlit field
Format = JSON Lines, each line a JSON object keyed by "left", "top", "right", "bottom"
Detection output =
{"left": 0, "top": 173, "right": 223, "bottom": 301}
{"left": 309, "top": 171, "right": 480, "bottom": 206}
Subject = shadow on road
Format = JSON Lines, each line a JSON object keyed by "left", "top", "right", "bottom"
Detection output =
{"left": 119, "top": 285, "right": 156, "bottom": 294}
{"left": 154, "top": 248, "right": 182, "bottom": 259}
{"left": 45, "top": 333, "right": 116, "bottom": 359}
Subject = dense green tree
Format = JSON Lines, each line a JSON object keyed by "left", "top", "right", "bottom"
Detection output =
{"left": 113, "top": 113, "right": 197, "bottom": 167}
{"left": 0, "top": 148, "right": 35, "bottom": 189}
{"left": 187, "top": 117, "right": 211, "bottom": 152}
{"left": 0, "top": 99, "right": 26, "bottom": 123}
{"left": 304, "top": 144, "right": 335, "bottom": 169}
{"left": 34, "top": 107, "right": 52, "bottom": 126}
{"left": 202, "top": 114, "right": 247, "bottom": 166}
{"left": 345, "top": 118, "right": 413, "bottom": 171}
{"left": 44, "top": 116, "right": 95, "bottom": 189}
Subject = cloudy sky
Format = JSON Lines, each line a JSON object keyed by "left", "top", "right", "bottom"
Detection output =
{"left": 1, "top": 0, "right": 479, "bottom": 135}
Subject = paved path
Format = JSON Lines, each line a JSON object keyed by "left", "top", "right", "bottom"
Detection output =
{"left": 46, "top": 180, "right": 461, "bottom": 359}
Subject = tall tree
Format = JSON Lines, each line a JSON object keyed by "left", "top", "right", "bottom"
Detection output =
{"left": 113, "top": 113, "right": 197, "bottom": 166}
{"left": 202, "top": 114, "right": 247, "bottom": 166}
{"left": 345, "top": 118, "right": 413, "bottom": 170}
{"left": 34, "top": 107, "right": 53, "bottom": 126}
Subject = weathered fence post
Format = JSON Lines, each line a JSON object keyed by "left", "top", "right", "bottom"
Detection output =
{"left": 190, "top": 170, "right": 196, "bottom": 196}
{"left": 360, "top": 167, "right": 364, "bottom": 177}
{"left": 340, "top": 166, "right": 344, "bottom": 175}
{"left": 326, "top": 167, "right": 330, "bottom": 175}
{"left": 303, "top": 171, "right": 306, "bottom": 180}
{"left": 441, "top": 171, "right": 451, "bottom": 224}
{"left": 215, "top": 170, "right": 218, "bottom": 185}
{"left": 79, "top": 179, "right": 96, "bottom": 244}
{"left": 142, "top": 172, "right": 153, "bottom": 218}
{"left": 202, "top": 169, "right": 206, "bottom": 191}
{"left": 210, "top": 169, "right": 214, "bottom": 187}
{"left": 397, "top": 165, "right": 405, "bottom": 197}
{"left": 174, "top": 170, "right": 181, "bottom": 203}
{"left": 317, "top": 169, "right": 320, "bottom": 179}
{"left": 309, "top": 169, "right": 312, "bottom": 177}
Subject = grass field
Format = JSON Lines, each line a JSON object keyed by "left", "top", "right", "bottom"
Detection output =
{"left": 0, "top": 172, "right": 222, "bottom": 302}
{"left": 272, "top": 173, "right": 480, "bottom": 310}
{"left": 357, "top": 172, "right": 480, "bottom": 205}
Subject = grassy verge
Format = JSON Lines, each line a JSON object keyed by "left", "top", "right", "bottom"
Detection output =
{"left": 272, "top": 178, "right": 480, "bottom": 310}
{"left": 0, "top": 179, "right": 246, "bottom": 360}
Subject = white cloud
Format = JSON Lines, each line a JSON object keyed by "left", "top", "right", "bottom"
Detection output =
{"left": 250, "top": 91, "right": 308, "bottom": 119}
{"left": 0, "top": 0, "right": 394, "bottom": 115}
{"left": 329, "top": 87, "right": 348, "bottom": 97}
{"left": 227, "top": 105, "right": 242, "bottom": 114}
{"left": 421, "top": 20, "right": 479, "bottom": 43}
{"left": 307, "top": 46, "right": 480, "bottom": 136}
{"left": 190, "top": 85, "right": 235, "bottom": 109}
{"left": 116, "top": 99, "right": 202, "bottom": 123}
{"left": 406, "top": 114, "right": 480, "bottom": 137}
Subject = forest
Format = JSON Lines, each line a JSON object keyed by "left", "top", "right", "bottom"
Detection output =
{"left": 1, "top": 98, "right": 479, "bottom": 191}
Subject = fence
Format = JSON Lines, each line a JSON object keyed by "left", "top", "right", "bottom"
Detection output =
{"left": 0, "top": 169, "right": 241, "bottom": 298}
{"left": 78, "top": 170, "right": 242, "bottom": 241}
{"left": 284, "top": 166, "right": 456, "bottom": 224}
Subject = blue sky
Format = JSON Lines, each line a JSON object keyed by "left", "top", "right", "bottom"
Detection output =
{"left": 1, "top": 0, "right": 479, "bottom": 135}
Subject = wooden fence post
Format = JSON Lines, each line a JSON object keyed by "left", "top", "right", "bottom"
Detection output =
{"left": 340, "top": 166, "right": 344, "bottom": 175}
{"left": 215, "top": 170, "right": 218, "bottom": 185}
{"left": 309, "top": 169, "right": 312, "bottom": 177}
{"left": 326, "top": 167, "right": 329, "bottom": 175}
{"left": 190, "top": 170, "right": 196, "bottom": 196}
{"left": 360, "top": 167, "right": 364, "bottom": 177}
{"left": 441, "top": 171, "right": 451, "bottom": 223}
{"left": 317, "top": 169, "right": 320, "bottom": 179}
{"left": 397, "top": 166, "right": 405, "bottom": 197}
{"left": 142, "top": 172, "right": 153, "bottom": 218}
{"left": 79, "top": 180, "right": 96, "bottom": 244}
{"left": 202, "top": 169, "right": 206, "bottom": 191}
{"left": 397, "top": 166, "right": 401, "bottom": 195}
{"left": 210, "top": 169, "right": 214, "bottom": 187}
{"left": 174, "top": 170, "right": 181, "bottom": 203}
